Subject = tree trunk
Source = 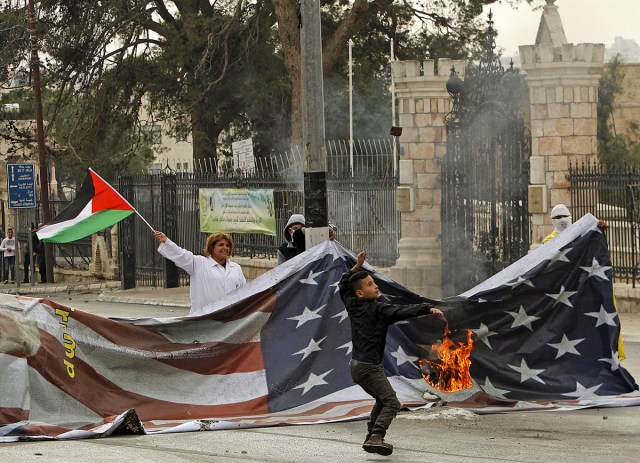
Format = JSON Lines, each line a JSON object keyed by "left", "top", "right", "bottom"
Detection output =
{"left": 272, "top": 0, "right": 302, "bottom": 147}
{"left": 191, "top": 107, "right": 221, "bottom": 173}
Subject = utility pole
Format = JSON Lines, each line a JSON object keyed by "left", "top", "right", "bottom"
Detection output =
{"left": 299, "top": 0, "right": 329, "bottom": 247}
{"left": 28, "top": 0, "right": 54, "bottom": 283}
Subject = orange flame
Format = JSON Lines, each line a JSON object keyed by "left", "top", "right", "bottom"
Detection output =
{"left": 420, "top": 326, "right": 474, "bottom": 393}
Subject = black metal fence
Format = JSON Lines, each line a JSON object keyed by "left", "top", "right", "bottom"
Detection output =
{"left": 568, "top": 162, "right": 640, "bottom": 286}
{"left": 14, "top": 199, "right": 93, "bottom": 271}
{"left": 120, "top": 139, "right": 400, "bottom": 288}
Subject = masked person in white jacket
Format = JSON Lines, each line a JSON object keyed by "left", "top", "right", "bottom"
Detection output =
{"left": 153, "top": 231, "right": 246, "bottom": 315}
{"left": 543, "top": 203, "right": 623, "bottom": 359}
{"left": 543, "top": 204, "right": 607, "bottom": 243}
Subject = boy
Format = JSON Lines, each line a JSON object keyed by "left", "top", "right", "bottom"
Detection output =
{"left": 339, "top": 251, "right": 444, "bottom": 456}
{"left": 0, "top": 228, "right": 16, "bottom": 284}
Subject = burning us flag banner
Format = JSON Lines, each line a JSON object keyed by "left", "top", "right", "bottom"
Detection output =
{"left": 415, "top": 213, "right": 639, "bottom": 409}
{"left": 1, "top": 214, "right": 638, "bottom": 441}
{"left": 36, "top": 169, "right": 134, "bottom": 243}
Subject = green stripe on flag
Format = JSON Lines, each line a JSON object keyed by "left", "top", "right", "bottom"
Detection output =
{"left": 41, "top": 209, "right": 134, "bottom": 243}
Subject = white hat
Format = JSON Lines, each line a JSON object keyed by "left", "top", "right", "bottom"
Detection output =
{"left": 551, "top": 204, "right": 571, "bottom": 219}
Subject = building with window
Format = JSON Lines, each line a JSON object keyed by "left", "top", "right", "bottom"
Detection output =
{"left": 140, "top": 102, "right": 194, "bottom": 174}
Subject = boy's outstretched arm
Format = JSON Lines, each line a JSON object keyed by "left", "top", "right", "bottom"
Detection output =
{"left": 351, "top": 251, "right": 366, "bottom": 272}
{"left": 339, "top": 251, "right": 367, "bottom": 304}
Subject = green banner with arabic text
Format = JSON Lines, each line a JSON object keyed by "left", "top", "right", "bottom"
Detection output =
{"left": 199, "top": 188, "right": 276, "bottom": 236}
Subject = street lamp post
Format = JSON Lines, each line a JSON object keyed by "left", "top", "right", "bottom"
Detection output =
{"left": 28, "top": 0, "right": 54, "bottom": 283}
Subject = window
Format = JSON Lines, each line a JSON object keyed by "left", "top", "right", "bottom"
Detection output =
{"left": 142, "top": 124, "right": 162, "bottom": 145}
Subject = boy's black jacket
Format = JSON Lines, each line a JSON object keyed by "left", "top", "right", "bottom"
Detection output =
{"left": 339, "top": 270, "right": 434, "bottom": 365}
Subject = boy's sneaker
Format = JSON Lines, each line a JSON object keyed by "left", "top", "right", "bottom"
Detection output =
{"left": 363, "top": 434, "right": 393, "bottom": 456}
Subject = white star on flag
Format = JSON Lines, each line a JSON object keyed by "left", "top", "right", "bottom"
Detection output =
{"left": 548, "top": 247, "right": 572, "bottom": 265}
{"left": 561, "top": 381, "right": 603, "bottom": 400}
{"left": 545, "top": 285, "right": 578, "bottom": 308}
{"left": 287, "top": 305, "right": 326, "bottom": 328}
{"left": 329, "top": 280, "right": 340, "bottom": 293}
{"left": 506, "top": 276, "right": 534, "bottom": 289}
{"left": 336, "top": 341, "right": 352, "bottom": 355}
{"left": 390, "top": 346, "right": 419, "bottom": 368}
{"left": 480, "top": 377, "right": 510, "bottom": 399}
{"left": 294, "top": 369, "right": 334, "bottom": 395}
{"left": 299, "top": 270, "right": 325, "bottom": 285}
{"left": 331, "top": 309, "right": 349, "bottom": 324}
{"left": 293, "top": 337, "right": 326, "bottom": 360}
{"left": 599, "top": 351, "right": 620, "bottom": 371}
{"left": 579, "top": 258, "right": 611, "bottom": 280}
{"left": 548, "top": 334, "right": 584, "bottom": 359}
{"left": 585, "top": 305, "right": 618, "bottom": 327}
{"left": 509, "top": 358, "right": 546, "bottom": 384}
{"left": 506, "top": 306, "right": 541, "bottom": 331}
{"left": 472, "top": 323, "right": 498, "bottom": 348}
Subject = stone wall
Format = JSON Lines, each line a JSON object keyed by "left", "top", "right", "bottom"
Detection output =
{"left": 614, "top": 63, "right": 640, "bottom": 135}
{"left": 520, "top": 43, "right": 605, "bottom": 246}
{"left": 385, "top": 58, "right": 465, "bottom": 298}
{"left": 616, "top": 284, "right": 640, "bottom": 313}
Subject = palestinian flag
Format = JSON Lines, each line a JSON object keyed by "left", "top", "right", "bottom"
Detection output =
{"left": 37, "top": 169, "right": 134, "bottom": 243}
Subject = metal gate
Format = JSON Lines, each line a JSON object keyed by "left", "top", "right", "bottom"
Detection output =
{"left": 117, "top": 140, "right": 399, "bottom": 288}
{"left": 441, "top": 16, "right": 531, "bottom": 296}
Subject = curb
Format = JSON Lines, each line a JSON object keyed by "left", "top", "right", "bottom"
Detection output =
{"left": 0, "top": 281, "right": 120, "bottom": 296}
{"left": 97, "top": 292, "right": 190, "bottom": 308}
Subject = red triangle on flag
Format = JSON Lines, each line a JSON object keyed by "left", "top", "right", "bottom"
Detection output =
{"left": 89, "top": 170, "right": 134, "bottom": 213}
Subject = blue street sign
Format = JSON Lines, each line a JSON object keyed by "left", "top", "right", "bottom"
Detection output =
{"left": 7, "top": 163, "right": 37, "bottom": 209}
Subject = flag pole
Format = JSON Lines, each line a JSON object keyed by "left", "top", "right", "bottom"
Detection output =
{"left": 88, "top": 168, "right": 156, "bottom": 232}
{"left": 133, "top": 209, "right": 155, "bottom": 232}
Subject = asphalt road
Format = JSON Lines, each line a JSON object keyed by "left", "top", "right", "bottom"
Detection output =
{"left": 2, "top": 295, "right": 639, "bottom": 462}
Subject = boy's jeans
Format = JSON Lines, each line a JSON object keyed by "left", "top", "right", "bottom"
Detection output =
{"left": 350, "top": 362, "right": 401, "bottom": 437}
{"left": 4, "top": 256, "right": 15, "bottom": 282}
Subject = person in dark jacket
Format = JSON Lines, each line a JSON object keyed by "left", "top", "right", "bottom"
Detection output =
{"left": 23, "top": 224, "right": 40, "bottom": 283}
{"left": 339, "top": 251, "right": 444, "bottom": 456}
{"left": 277, "top": 214, "right": 306, "bottom": 264}
{"left": 276, "top": 214, "right": 336, "bottom": 264}
{"left": 35, "top": 223, "right": 47, "bottom": 283}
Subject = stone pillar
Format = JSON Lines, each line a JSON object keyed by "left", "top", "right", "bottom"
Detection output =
{"left": 519, "top": 0, "right": 604, "bottom": 246}
{"left": 386, "top": 58, "right": 465, "bottom": 298}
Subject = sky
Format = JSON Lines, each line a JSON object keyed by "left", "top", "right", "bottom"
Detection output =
{"left": 484, "top": 0, "right": 640, "bottom": 57}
